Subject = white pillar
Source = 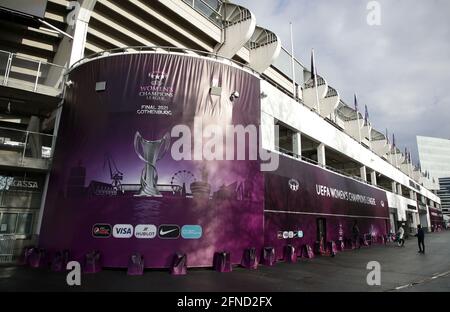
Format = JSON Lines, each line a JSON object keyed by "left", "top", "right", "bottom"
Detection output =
{"left": 392, "top": 182, "right": 397, "bottom": 194}
{"left": 69, "top": 0, "right": 98, "bottom": 67}
{"left": 293, "top": 132, "right": 302, "bottom": 158}
{"left": 360, "top": 166, "right": 367, "bottom": 182}
{"left": 370, "top": 171, "right": 377, "bottom": 186}
{"left": 317, "top": 143, "right": 326, "bottom": 166}
{"left": 397, "top": 184, "right": 403, "bottom": 196}
{"left": 274, "top": 122, "right": 280, "bottom": 151}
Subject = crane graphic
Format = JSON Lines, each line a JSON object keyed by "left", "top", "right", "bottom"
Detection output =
{"left": 104, "top": 153, "right": 124, "bottom": 194}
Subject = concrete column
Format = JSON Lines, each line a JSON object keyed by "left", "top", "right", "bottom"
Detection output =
{"left": 69, "top": 0, "right": 98, "bottom": 66}
{"left": 274, "top": 122, "right": 280, "bottom": 151}
{"left": 410, "top": 190, "right": 414, "bottom": 200}
{"left": 392, "top": 182, "right": 397, "bottom": 194}
{"left": 317, "top": 143, "right": 326, "bottom": 166}
{"left": 370, "top": 171, "right": 377, "bottom": 186}
{"left": 360, "top": 166, "right": 367, "bottom": 182}
{"left": 415, "top": 213, "right": 421, "bottom": 229}
{"left": 293, "top": 132, "right": 302, "bottom": 158}
{"left": 397, "top": 184, "right": 403, "bottom": 196}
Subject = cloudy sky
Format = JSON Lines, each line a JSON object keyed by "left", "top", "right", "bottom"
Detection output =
{"left": 235, "top": 0, "right": 450, "bottom": 163}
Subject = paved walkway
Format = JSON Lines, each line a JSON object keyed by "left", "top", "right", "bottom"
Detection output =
{"left": 1, "top": 231, "right": 449, "bottom": 292}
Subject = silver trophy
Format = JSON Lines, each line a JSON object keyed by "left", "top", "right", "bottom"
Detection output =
{"left": 134, "top": 131, "right": 170, "bottom": 197}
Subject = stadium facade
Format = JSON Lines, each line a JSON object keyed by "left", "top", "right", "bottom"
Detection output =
{"left": 0, "top": 0, "right": 443, "bottom": 267}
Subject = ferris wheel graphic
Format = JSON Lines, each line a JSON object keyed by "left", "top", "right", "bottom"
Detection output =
{"left": 170, "top": 170, "right": 196, "bottom": 194}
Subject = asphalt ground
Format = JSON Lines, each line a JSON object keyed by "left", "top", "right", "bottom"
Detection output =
{"left": 1, "top": 231, "right": 449, "bottom": 292}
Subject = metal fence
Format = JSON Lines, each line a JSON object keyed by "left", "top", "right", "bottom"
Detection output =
{"left": 0, "top": 50, "right": 66, "bottom": 96}
{"left": 0, "top": 234, "right": 15, "bottom": 263}
{"left": 0, "top": 126, "right": 54, "bottom": 168}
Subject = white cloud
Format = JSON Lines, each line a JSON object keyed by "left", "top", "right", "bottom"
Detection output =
{"left": 234, "top": 0, "right": 450, "bottom": 161}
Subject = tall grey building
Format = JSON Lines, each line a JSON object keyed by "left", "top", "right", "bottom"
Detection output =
{"left": 417, "top": 136, "right": 450, "bottom": 216}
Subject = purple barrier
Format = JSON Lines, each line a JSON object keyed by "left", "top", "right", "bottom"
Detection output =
{"left": 51, "top": 250, "right": 70, "bottom": 272}
{"left": 241, "top": 248, "right": 258, "bottom": 270}
{"left": 29, "top": 248, "right": 47, "bottom": 268}
{"left": 283, "top": 245, "right": 296, "bottom": 263}
{"left": 83, "top": 250, "right": 102, "bottom": 273}
{"left": 170, "top": 253, "right": 187, "bottom": 276}
{"left": 301, "top": 245, "right": 315, "bottom": 259}
{"left": 127, "top": 253, "right": 144, "bottom": 276}
{"left": 261, "top": 247, "right": 276, "bottom": 266}
{"left": 213, "top": 252, "right": 232, "bottom": 273}
{"left": 327, "top": 241, "right": 338, "bottom": 257}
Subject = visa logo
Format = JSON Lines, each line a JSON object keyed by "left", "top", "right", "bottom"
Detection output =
{"left": 113, "top": 224, "right": 133, "bottom": 238}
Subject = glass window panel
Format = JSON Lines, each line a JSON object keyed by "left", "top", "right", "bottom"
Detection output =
{"left": 0, "top": 213, "right": 17, "bottom": 234}
{"left": 16, "top": 213, "right": 33, "bottom": 235}
{"left": 194, "top": 1, "right": 221, "bottom": 26}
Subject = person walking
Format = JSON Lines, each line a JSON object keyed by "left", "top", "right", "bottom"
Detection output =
{"left": 352, "top": 220, "right": 360, "bottom": 249}
{"left": 415, "top": 225, "right": 425, "bottom": 254}
{"left": 398, "top": 224, "right": 405, "bottom": 247}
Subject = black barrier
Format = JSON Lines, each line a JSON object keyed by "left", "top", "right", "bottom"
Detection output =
{"left": 241, "top": 248, "right": 258, "bottom": 270}
{"left": 84, "top": 250, "right": 102, "bottom": 273}
{"left": 314, "top": 240, "right": 326, "bottom": 256}
{"left": 213, "top": 252, "right": 232, "bottom": 273}
{"left": 22, "top": 246, "right": 35, "bottom": 266}
{"left": 338, "top": 240, "right": 345, "bottom": 251}
{"left": 344, "top": 237, "right": 355, "bottom": 250}
{"left": 28, "top": 248, "right": 46, "bottom": 268}
{"left": 327, "top": 241, "right": 337, "bottom": 257}
{"left": 261, "top": 247, "right": 276, "bottom": 266}
{"left": 51, "top": 250, "right": 70, "bottom": 272}
{"left": 283, "top": 245, "right": 296, "bottom": 263}
{"left": 301, "top": 244, "right": 315, "bottom": 259}
{"left": 171, "top": 253, "right": 187, "bottom": 276}
{"left": 127, "top": 252, "right": 144, "bottom": 276}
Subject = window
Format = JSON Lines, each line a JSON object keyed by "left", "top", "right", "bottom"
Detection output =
{"left": 0, "top": 212, "right": 33, "bottom": 237}
{"left": 16, "top": 213, "right": 33, "bottom": 235}
{"left": 275, "top": 121, "right": 296, "bottom": 156}
{"left": 0, "top": 213, "right": 17, "bottom": 234}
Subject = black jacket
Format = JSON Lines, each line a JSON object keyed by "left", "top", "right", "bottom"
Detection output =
{"left": 416, "top": 228, "right": 425, "bottom": 240}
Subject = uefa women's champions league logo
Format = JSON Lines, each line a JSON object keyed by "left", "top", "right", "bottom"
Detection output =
{"left": 138, "top": 71, "right": 174, "bottom": 103}
{"left": 288, "top": 179, "right": 300, "bottom": 192}
{"left": 149, "top": 71, "right": 167, "bottom": 87}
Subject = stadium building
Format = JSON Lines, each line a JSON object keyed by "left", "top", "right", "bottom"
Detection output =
{"left": 0, "top": 0, "right": 443, "bottom": 267}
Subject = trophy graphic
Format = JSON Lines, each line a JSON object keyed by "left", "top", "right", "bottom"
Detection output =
{"left": 134, "top": 131, "right": 171, "bottom": 197}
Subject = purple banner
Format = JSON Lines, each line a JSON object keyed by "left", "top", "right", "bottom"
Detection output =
{"left": 39, "top": 53, "right": 263, "bottom": 268}
{"left": 264, "top": 155, "right": 389, "bottom": 257}
{"left": 429, "top": 207, "right": 444, "bottom": 229}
